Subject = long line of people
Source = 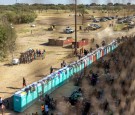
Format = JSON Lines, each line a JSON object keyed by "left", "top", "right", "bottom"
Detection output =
{"left": 19, "top": 49, "right": 46, "bottom": 64}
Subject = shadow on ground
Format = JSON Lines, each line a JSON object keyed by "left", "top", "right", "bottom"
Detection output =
{"left": 6, "top": 87, "right": 21, "bottom": 90}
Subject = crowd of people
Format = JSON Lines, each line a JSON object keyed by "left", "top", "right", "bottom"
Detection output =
{"left": 19, "top": 49, "right": 46, "bottom": 64}
{"left": 66, "top": 35, "right": 135, "bottom": 115}
{"left": 38, "top": 35, "right": 135, "bottom": 115}
{"left": 32, "top": 35, "right": 134, "bottom": 115}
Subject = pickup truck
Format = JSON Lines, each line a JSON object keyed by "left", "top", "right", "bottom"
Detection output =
{"left": 64, "top": 27, "right": 74, "bottom": 34}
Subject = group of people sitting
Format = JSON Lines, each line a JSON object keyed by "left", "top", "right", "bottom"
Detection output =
{"left": 19, "top": 49, "right": 46, "bottom": 64}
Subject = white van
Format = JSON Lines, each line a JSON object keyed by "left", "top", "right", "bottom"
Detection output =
{"left": 12, "top": 58, "right": 20, "bottom": 65}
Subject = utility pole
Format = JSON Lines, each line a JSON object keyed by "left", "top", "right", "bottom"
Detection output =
{"left": 74, "top": 0, "right": 77, "bottom": 55}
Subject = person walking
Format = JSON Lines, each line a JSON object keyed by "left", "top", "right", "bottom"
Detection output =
{"left": 23, "top": 77, "right": 26, "bottom": 87}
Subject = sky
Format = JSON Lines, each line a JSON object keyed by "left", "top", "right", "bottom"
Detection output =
{"left": 0, "top": 0, "right": 135, "bottom": 5}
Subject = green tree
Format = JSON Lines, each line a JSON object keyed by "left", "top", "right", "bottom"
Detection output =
{"left": 0, "top": 18, "right": 16, "bottom": 60}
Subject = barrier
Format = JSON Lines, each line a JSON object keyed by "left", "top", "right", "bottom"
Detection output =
{"left": 14, "top": 91, "right": 27, "bottom": 112}
{"left": 31, "top": 83, "right": 38, "bottom": 101}
{"left": 68, "top": 65, "right": 73, "bottom": 77}
{"left": 13, "top": 40, "right": 118, "bottom": 112}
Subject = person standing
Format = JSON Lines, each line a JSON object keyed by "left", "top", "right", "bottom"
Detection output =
{"left": 23, "top": 77, "right": 26, "bottom": 87}
{"left": 63, "top": 60, "right": 66, "bottom": 67}
{"left": 50, "top": 66, "right": 53, "bottom": 74}
{"left": 45, "top": 103, "right": 49, "bottom": 115}
{"left": 42, "top": 50, "right": 45, "bottom": 60}
{"left": 0, "top": 97, "right": 3, "bottom": 107}
{"left": 61, "top": 63, "right": 63, "bottom": 68}
{"left": 41, "top": 104, "right": 45, "bottom": 114}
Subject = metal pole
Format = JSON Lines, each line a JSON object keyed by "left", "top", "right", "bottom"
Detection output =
{"left": 75, "top": 0, "right": 77, "bottom": 55}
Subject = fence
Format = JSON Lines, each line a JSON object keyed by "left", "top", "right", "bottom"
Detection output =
{"left": 13, "top": 40, "right": 118, "bottom": 112}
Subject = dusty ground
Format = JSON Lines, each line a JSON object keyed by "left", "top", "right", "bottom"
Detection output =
{"left": 0, "top": 10, "right": 135, "bottom": 115}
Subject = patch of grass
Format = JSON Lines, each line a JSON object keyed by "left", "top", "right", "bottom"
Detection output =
{"left": 17, "top": 28, "right": 30, "bottom": 34}
{"left": 113, "top": 24, "right": 126, "bottom": 31}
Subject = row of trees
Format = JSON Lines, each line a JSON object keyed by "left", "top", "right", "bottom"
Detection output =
{"left": 0, "top": 3, "right": 134, "bottom": 14}
{"left": 0, "top": 4, "right": 37, "bottom": 24}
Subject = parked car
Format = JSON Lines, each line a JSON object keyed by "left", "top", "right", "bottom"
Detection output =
{"left": 128, "top": 24, "right": 135, "bottom": 29}
{"left": 110, "top": 16, "right": 115, "bottom": 19}
{"left": 88, "top": 24, "right": 101, "bottom": 30}
{"left": 93, "top": 18, "right": 100, "bottom": 23}
{"left": 93, "top": 24, "right": 101, "bottom": 29}
{"left": 104, "top": 17, "right": 112, "bottom": 20}
{"left": 117, "top": 20, "right": 124, "bottom": 24}
{"left": 88, "top": 26, "right": 97, "bottom": 30}
{"left": 123, "top": 19, "right": 132, "bottom": 23}
{"left": 30, "top": 24, "right": 36, "bottom": 27}
{"left": 64, "top": 27, "right": 74, "bottom": 34}
{"left": 12, "top": 58, "right": 20, "bottom": 65}
{"left": 100, "top": 18, "right": 108, "bottom": 22}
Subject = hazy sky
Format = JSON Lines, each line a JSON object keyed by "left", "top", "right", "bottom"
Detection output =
{"left": 0, "top": 0, "right": 135, "bottom": 5}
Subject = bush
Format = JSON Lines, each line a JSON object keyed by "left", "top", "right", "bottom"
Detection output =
{"left": 4, "top": 11, "right": 37, "bottom": 24}
{"left": 19, "top": 13, "right": 37, "bottom": 23}
{"left": 0, "top": 21, "right": 16, "bottom": 59}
